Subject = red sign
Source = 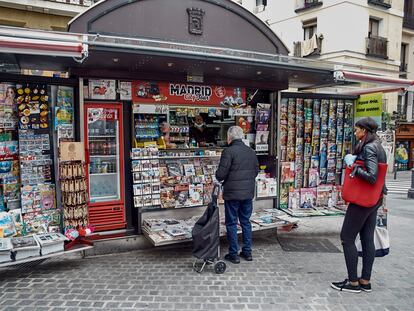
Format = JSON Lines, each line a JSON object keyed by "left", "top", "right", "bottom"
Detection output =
{"left": 131, "top": 81, "right": 245, "bottom": 107}
{"left": 87, "top": 108, "right": 117, "bottom": 123}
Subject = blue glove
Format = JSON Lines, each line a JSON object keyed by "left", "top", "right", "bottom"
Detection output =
{"left": 344, "top": 154, "right": 357, "bottom": 167}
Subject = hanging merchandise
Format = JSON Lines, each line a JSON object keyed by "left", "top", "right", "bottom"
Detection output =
{"left": 279, "top": 94, "right": 355, "bottom": 216}
{"left": 254, "top": 103, "right": 271, "bottom": 152}
{"left": 60, "top": 161, "right": 89, "bottom": 230}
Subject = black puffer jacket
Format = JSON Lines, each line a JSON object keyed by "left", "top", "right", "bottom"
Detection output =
{"left": 215, "top": 139, "right": 259, "bottom": 201}
{"left": 355, "top": 139, "right": 387, "bottom": 193}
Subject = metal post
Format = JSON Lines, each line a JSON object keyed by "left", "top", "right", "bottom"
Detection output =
{"left": 394, "top": 163, "right": 398, "bottom": 180}
{"left": 408, "top": 168, "right": 414, "bottom": 199}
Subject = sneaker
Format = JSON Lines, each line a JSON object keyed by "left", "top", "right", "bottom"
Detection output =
{"left": 224, "top": 253, "right": 240, "bottom": 264}
{"left": 330, "top": 279, "right": 361, "bottom": 293}
{"left": 359, "top": 282, "right": 372, "bottom": 292}
{"left": 239, "top": 252, "right": 253, "bottom": 261}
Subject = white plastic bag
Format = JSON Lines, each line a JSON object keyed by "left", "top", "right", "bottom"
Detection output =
{"left": 356, "top": 226, "right": 390, "bottom": 257}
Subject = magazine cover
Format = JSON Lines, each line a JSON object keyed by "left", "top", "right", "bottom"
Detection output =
{"left": 255, "top": 131, "right": 269, "bottom": 145}
{"left": 167, "top": 162, "right": 182, "bottom": 176}
{"left": 188, "top": 184, "right": 203, "bottom": 206}
{"left": 289, "top": 189, "right": 300, "bottom": 209}
{"left": 279, "top": 184, "right": 290, "bottom": 209}
{"left": 316, "top": 185, "right": 333, "bottom": 208}
{"left": 308, "top": 168, "right": 319, "bottom": 188}
{"left": 160, "top": 187, "right": 175, "bottom": 208}
{"left": 281, "top": 162, "right": 295, "bottom": 183}
{"left": 183, "top": 163, "right": 195, "bottom": 177}
{"left": 300, "top": 188, "right": 317, "bottom": 209}
{"left": 255, "top": 103, "right": 271, "bottom": 124}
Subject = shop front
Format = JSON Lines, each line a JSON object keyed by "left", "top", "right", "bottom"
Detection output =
{"left": 1, "top": 0, "right": 359, "bottom": 253}
{"left": 395, "top": 123, "right": 414, "bottom": 170}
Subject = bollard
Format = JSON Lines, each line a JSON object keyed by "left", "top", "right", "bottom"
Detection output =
{"left": 394, "top": 163, "right": 398, "bottom": 180}
{"left": 408, "top": 168, "right": 414, "bottom": 199}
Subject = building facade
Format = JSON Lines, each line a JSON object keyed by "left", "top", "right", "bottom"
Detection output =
{"left": 236, "top": 0, "right": 405, "bottom": 116}
{"left": 0, "top": 0, "right": 91, "bottom": 31}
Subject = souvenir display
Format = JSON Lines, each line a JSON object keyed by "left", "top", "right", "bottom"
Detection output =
{"left": 280, "top": 96, "right": 355, "bottom": 214}
{"left": 17, "top": 84, "right": 49, "bottom": 131}
{"left": 60, "top": 161, "right": 88, "bottom": 229}
{"left": 131, "top": 147, "right": 161, "bottom": 210}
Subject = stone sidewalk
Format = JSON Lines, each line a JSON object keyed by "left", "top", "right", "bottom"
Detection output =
{"left": 0, "top": 199, "right": 412, "bottom": 311}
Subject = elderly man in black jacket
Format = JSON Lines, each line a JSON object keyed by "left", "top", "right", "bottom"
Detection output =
{"left": 215, "top": 126, "right": 259, "bottom": 264}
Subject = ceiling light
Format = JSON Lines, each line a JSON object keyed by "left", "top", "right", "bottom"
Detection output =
{"left": 256, "top": 71, "right": 262, "bottom": 75}
{"left": 215, "top": 67, "right": 221, "bottom": 71}
{"left": 167, "top": 62, "right": 174, "bottom": 67}
{"left": 112, "top": 58, "right": 119, "bottom": 63}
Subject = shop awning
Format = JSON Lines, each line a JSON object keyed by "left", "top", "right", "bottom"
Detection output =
{"left": 0, "top": 26, "right": 87, "bottom": 58}
{"left": 334, "top": 70, "right": 414, "bottom": 88}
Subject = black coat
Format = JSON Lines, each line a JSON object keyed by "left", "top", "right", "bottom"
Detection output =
{"left": 215, "top": 139, "right": 259, "bottom": 201}
{"left": 355, "top": 139, "right": 387, "bottom": 193}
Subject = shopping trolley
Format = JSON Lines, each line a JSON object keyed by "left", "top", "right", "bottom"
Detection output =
{"left": 192, "top": 184, "right": 226, "bottom": 274}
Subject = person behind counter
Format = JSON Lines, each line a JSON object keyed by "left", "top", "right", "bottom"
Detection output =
{"left": 189, "top": 115, "right": 213, "bottom": 147}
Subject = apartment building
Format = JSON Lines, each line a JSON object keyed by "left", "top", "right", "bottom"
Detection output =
{"left": 237, "top": 0, "right": 405, "bottom": 116}
{"left": 0, "top": 0, "right": 91, "bottom": 31}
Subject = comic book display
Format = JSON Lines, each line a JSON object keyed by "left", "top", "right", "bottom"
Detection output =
{"left": 280, "top": 96, "right": 354, "bottom": 216}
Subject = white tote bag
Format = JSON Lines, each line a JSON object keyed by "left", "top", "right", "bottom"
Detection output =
{"left": 356, "top": 226, "right": 390, "bottom": 257}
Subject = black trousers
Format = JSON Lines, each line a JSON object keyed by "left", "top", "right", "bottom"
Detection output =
{"left": 340, "top": 200, "right": 381, "bottom": 282}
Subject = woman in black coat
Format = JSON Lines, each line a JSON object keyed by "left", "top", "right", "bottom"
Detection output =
{"left": 331, "top": 117, "right": 387, "bottom": 293}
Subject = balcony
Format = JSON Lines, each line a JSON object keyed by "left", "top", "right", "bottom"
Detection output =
{"left": 366, "top": 36, "right": 388, "bottom": 59}
{"left": 295, "top": 0, "right": 323, "bottom": 13}
{"left": 293, "top": 34, "right": 323, "bottom": 57}
{"left": 367, "top": 0, "right": 391, "bottom": 9}
{"left": 400, "top": 63, "right": 408, "bottom": 78}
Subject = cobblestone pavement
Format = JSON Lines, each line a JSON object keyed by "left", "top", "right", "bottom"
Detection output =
{"left": 0, "top": 198, "right": 413, "bottom": 311}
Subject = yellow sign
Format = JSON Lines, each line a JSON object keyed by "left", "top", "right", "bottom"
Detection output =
{"left": 355, "top": 92, "right": 382, "bottom": 126}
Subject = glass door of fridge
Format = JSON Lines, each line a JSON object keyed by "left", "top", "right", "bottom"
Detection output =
{"left": 87, "top": 107, "right": 121, "bottom": 203}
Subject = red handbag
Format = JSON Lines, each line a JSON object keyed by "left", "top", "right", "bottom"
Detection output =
{"left": 342, "top": 160, "right": 387, "bottom": 208}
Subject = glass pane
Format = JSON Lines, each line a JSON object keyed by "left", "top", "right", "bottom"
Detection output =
{"left": 87, "top": 108, "right": 121, "bottom": 202}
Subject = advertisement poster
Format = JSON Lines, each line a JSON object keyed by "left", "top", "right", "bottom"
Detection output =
{"left": 89, "top": 79, "right": 116, "bottom": 100}
{"left": 132, "top": 80, "right": 246, "bottom": 107}
{"left": 354, "top": 92, "right": 382, "bottom": 127}
{"left": 119, "top": 81, "right": 132, "bottom": 100}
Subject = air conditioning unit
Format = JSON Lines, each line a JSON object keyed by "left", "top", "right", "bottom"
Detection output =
{"left": 254, "top": 4, "right": 265, "bottom": 13}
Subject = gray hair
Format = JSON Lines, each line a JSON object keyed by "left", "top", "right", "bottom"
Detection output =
{"left": 227, "top": 126, "right": 244, "bottom": 142}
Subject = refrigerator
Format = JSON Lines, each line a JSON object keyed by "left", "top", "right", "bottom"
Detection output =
{"left": 84, "top": 103, "right": 126, "bottom": 231}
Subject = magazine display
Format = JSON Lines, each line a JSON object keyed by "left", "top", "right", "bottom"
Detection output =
{"left": 280, "top": 96, "right": 354, "bottom": 214}
{"left": 254, "top": 103, "right": 271, "bottom": 152}
{"left": 256, "top": 178, "right": 277, "bottom": 198}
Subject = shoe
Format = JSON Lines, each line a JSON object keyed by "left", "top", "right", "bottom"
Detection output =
{"left": 239, "top": 252, "right": 253, "bottom": 261}
{"left": 330, "top": 279, "right": 361, "bottom": 293}
{"left": 224, "top": 253, "right": 240, "bottom": 264}
{"left": 359, "top": 282, "right": 372, "bottom": 292}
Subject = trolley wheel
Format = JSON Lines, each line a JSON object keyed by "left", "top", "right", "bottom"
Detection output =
{"left": 214, "top": 260, "right": 226, "bottom": 274}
